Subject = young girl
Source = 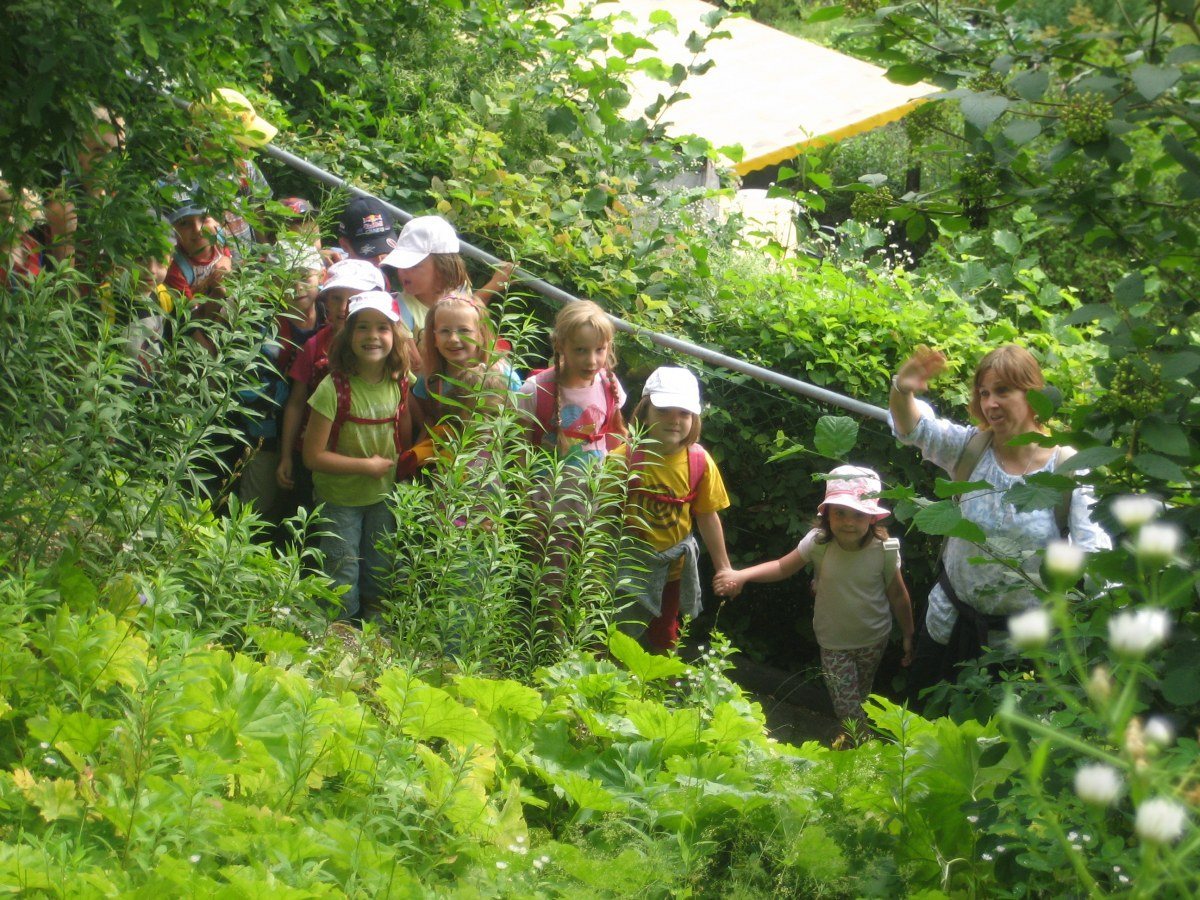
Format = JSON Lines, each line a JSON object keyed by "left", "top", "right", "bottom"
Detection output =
{"left": 382, "top": 215, "right": 515, "bottom": 340}
{"left": 276, "top": 258, "right": 384, "bottom": 493}
{"left": 617, "top": 367, "right": 734, "bottom": 652}
{"left": 302, "top": 291, "right": 421, "bottom": 621}
{"left": 412, "top": 293, "right": 520, "bottom": 466}
{"left": 716, "top": 466, "right": 914, "bottom": 725}
{"left": 518, "top": 300, "right": 627, "bottom": 461}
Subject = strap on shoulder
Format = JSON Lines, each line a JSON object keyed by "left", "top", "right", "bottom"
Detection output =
{"left": 882, "top": 537, "right": 901, "bottom": 585}
{"left": 329, "top": 371, "right": 351, "bottom": 452}
{"left": 1052, "top": 445, "right": 1078, "bottom": 536}
{"left": 954, "top": 429, "right": 994, "bottom": 483}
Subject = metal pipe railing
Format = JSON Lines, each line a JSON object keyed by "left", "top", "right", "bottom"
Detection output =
{"left": 263, "top": 143, "right": 890, "bottom": 422}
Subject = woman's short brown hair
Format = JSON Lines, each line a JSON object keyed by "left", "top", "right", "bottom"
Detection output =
{"left": 968, "top": 344, "right": 1045, "bottom": 426}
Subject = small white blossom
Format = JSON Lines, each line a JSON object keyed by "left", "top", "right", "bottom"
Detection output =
{"left": 1087, "top": 666, "right": 1113, "bottom": 704}
{"left": 1135, "top": 798, "right": 1188, "bottom": 844}
{"left": 1145, "top": 717, "right": 1175, "bottom": 748}
{"left": 1108, "top": 608, "right": 1170, "bottom": 657}
{"left": 1074, "top": 763, "right": 1123, "bottom": 805}
{"left": 43, "top": 756, "right": 57, "bottom": 767}
{"left": 1119, "top": 875, "right": 1130, "bottom": 885}
{"left": 981, "top": 853, "right": 993, "bottom": 862}
{"left": 1009, "top": 607, "right": 1053, "bottom": 650}
{"left": 495, "top": 861, "right": 508, "bottom": 870}
{"left": 1136, "top": 523, "right": 1182, "bottom": 565}
{"left": 1112, "top": 495, "right": 1161, "bottom": 529}
{"left": 967, "top": 815, "right": 979, "bottom": 824}
{"left": 1044, "top": 540, "right": 1085, "bottom": 581}
{"left": 189, "top": 854, "right": 201, "bottom": 864}
{"left": 532, "top": 858, "right": 544, "bottom": 870}
{"left": 38, "top": 742, "right": 49, "bottom": 749}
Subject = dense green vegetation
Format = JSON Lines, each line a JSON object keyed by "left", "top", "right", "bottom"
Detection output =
{"left": 1, "top": 0, "right": 1196, "bottom": 894}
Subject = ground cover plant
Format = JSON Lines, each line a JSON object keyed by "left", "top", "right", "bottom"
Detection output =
{"left": 1, "top": 0, "right": 1198, "bottom": 894}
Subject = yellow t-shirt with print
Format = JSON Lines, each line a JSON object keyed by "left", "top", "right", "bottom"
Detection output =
{"left": 618, "top": 444, "right": 730, "bottom": 552}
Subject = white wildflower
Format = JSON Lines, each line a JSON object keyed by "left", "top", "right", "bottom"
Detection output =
{"left": 1009, "top": 607, "right": 1052, "bottom": 650}
{"left": 1074, "top": 763, "right": 1123, "bottom": 806}
{"left": 1136, "top": 523, "right": 1182, "bottom": 565}
{"left": 1144, "top": 717, "right": 1175, "bottom": 748}
{"left": 981, "top": 853, "right": 993, "bottom": 862}
{"left": 1044, "top": 540, "right": 1085, "bottom": 581}
{"left": 189, "top": 854, "right": 200, "bottom": 864}
{"left": 43, "top": 756, "right": 57, "bottom": 767}
{"left": 967, "top": 815, "right": 979, "bottom": 824}
{"left": 1135, "top": 798, "right": 1188, "bottom": 844}
{"left": 1112, "top": 495, "right": 1161, "bottom": 529}
{"left": 532, "top": 858, "right": 543, "bottom": 870}
{"left": 1087, "top": 666, "right": 1113, "bottom": 704}
{"left": 495, "top": 861, "right": 508, "bottom": 870}
{"left": 1108, "top": 608, "right": 1170, "bottom": 657}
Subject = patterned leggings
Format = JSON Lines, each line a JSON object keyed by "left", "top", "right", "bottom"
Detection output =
{"left": 819, "top": 637, "right": 889, "bottom": 722}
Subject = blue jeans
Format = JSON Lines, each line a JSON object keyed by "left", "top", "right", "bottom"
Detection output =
{"left": 316, "top": 497, "right": 393, "bottom": 619}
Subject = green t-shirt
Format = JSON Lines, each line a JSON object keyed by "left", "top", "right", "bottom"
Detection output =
{"left": 308, "top": 374, "right": 404, "bottom": 506}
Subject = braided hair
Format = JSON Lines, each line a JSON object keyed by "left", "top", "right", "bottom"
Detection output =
{"left": 548, "top": 300, "right": 627, "bottom": 453}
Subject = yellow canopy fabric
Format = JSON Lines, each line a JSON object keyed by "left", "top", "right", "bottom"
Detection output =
{"left": 560, "top": 0, "right": 938, "bottom": 174}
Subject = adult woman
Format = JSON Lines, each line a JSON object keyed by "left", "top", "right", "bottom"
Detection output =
{"left": 890, "top": 344, "right": 1109, "bottom": 693}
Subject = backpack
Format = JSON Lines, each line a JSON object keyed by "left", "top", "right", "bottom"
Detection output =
{"left": 327, "top": 371, "right": 415, "bottom": 478}
{"left": 810, "top": 537, "right": 901, "bottom": 591}
{"left": 629, "top": 444, "right": 707, "bottom": 506}
{"left": 952, "top": 430, "right": 1076, "bottom": 536}
{"left": 527, "top": 366, "right": 623, "bottom": 450}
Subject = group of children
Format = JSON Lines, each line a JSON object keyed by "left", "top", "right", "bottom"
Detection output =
{"left": 274, "top": 258, "right": 913, "bottom": 725}
{"left": 1, "top": 92, "right": 916, "bottom": 729}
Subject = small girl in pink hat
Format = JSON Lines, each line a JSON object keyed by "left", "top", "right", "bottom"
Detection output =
{"left": 716, "top": 466, "right": 914, "bottom": 734}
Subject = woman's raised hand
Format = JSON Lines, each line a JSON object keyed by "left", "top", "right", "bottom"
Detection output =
{"left": 895, "top": 344, "right": 947, "bottom": 395}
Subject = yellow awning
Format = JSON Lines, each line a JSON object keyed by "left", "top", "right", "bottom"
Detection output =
{"left": 559, "top": 0, "right": 938, "bottom": 174}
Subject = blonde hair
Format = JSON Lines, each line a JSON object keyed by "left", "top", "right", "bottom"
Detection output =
{"left": 630, "top": 397, "right": 701, "bottom": 448}
{"left": 428, "top": 253, "right": 469, "bottom": 297}
{"left": 968, "top": 344, "right": 1046, "bottom": 427}
{"left": 545, "top": 301, "right": 626, "bottom": 452}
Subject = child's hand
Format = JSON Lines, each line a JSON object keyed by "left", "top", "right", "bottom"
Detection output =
{"left": 901, "top": 635, "right": 914, "bottom": 667}
{"left": 713, "top": 569, "right": 742, "bottom": 599}
{"left": 363, "top": 455, "right": 394, "bottom": 478}
{"left": 276, "top": 455, "right": 294, "bottom": 489}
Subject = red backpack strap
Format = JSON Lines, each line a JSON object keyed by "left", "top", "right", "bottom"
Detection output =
{"left": 391, "top": 378, "right": 411, "bottom": 458}
{"left": 328, "top": 372, "right": 353, "bottom": 452}
{"left": 629, "top": 443, "right": 707, "bottom": 506}
{"left": 682, "top": 443, "right": 707, "bottom": 503}
{"left": 530, "top": 367, "right": 557, "bottom": 443}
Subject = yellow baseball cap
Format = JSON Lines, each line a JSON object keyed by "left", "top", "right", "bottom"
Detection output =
{"left": 204, "top": 88, "right": 277, "bottom": 148}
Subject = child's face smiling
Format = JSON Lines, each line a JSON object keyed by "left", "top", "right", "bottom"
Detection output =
{"left": 350, "top": 309, "right": 394, "bottom": 373}
{"left": 558, "top": 325, "right": 609, "bottom": 389}
{"left": 646, "top": 404, "right": 694, "bottom": 455}
{"left": 828, "top": 504, "right": 872, "bottom": 550}
{"left": 433, "top": 305, "right": 482, "bottom": 371}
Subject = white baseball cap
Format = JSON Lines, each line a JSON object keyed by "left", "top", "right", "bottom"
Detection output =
{"left": 381, "top": 216, "right": 460, "bottom": 269}
{"left": 347, "top": 291, "right": 401, "bottom": 323}
{"left": 642, "top": 367, "right": 701, "bottom": 415}
{"left": 319, "top": 258, "right": 385, "bottom": 296}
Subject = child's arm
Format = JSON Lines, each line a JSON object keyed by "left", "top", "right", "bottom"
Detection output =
{"left": 714, "top": 547, "right": 808, "bottom": 599}
{"left": 475, "top": 261, "right": 516, "bottom": 304}
{"left": 276, "top": 378, "right": 309, "bottom": 489}
{"left": 695, "top": 509, "right": 734, "bottom": 587}
{"left": 302, "top": 410, "right": 394, "bottom": 478}
{"left": 887, "top": 571, "right": 915, "bottom": 667}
